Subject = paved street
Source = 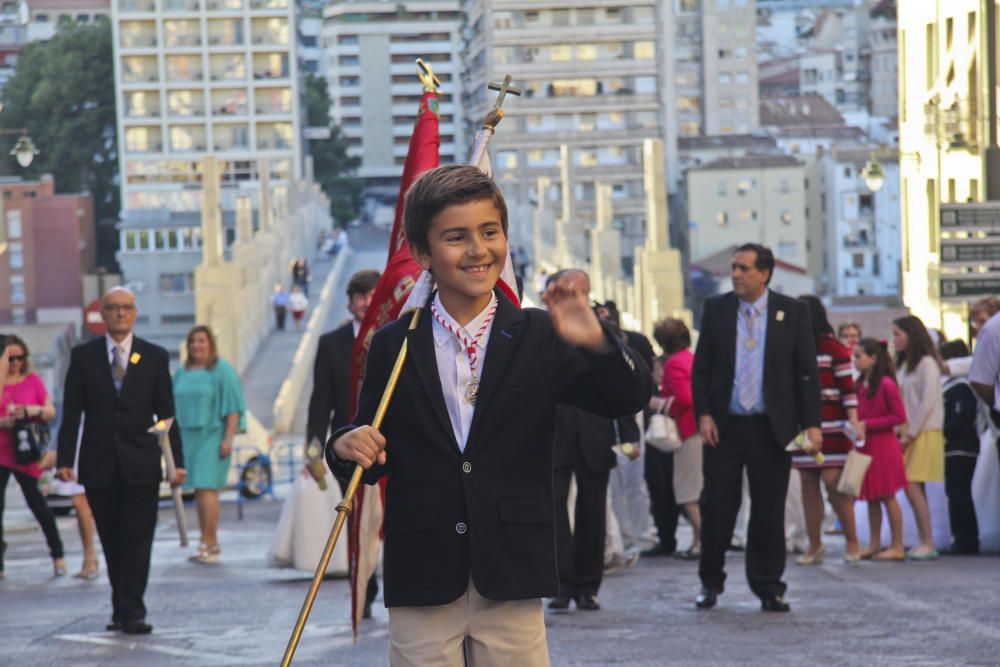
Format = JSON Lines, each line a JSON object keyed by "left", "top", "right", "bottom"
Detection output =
{"left": 2, "top": 493, "right": 998, "bottom": 666}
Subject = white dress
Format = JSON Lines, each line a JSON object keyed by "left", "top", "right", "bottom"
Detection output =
{"left": 268, "top": 469, "right": 349, "bottom": 575}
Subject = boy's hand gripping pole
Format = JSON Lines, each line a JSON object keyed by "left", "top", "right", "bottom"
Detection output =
{"left": 280, "top": 308, "right": 422, "bottom": 666}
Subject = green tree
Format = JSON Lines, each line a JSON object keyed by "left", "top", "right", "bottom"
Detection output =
{"left": 0, "top": 19, "right": 119, "bottom": 269}
{"left": 304, "top": 73, "right": 362, "bottom": 226}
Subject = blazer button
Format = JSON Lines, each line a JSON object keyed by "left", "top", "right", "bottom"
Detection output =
{"left": 455, "top": 522, "right": 467, "bottom": 535}
{"left": 462, "top": 462, "right": 472, "bottom": 474}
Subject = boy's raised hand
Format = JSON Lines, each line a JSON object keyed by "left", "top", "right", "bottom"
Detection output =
{"left": 543, "top": 273, "right": 611, "bottom": 353}
{"left": 333, "top": 425, "right": 387, "bottom": 469}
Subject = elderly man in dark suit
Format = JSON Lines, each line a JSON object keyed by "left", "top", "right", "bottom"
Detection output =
{"left": 691, "top": 243, "right": 821, "bottom": 613}
{"left": 56, "top": 287, "right": 184, "bottom": 635}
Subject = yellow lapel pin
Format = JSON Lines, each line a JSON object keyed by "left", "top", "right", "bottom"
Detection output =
{"left": 776, "top": 310, "right": 785, "bottom": 322}
{"left": 130, "top": 352, "right": 142, "bottom": 365}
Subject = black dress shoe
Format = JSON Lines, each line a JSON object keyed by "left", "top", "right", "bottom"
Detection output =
{"left": 121, "top": 620, "right": 153, "bottom": 635}
{"left": 695, "top": 588, "right": 718, "bottom": 609}
{"left": 942, "top": 543, "right": 980, "bottom": 556}
{"left": 547, "top": 595, "right": 572, "bottom": 610}
{"left": 362, "top": 599, "right": 373, "bottom": 619}
{"left": 105, "top": 621, "right": 122, "bottom": 632}
{"left": 576, "top": 594, "right": 601, "bottom": 611}
{"left": 760, "top": 595, "right": 791, "bottom": 613}
{"left": 641, "top": 543, "right": 675, "bottom": 557}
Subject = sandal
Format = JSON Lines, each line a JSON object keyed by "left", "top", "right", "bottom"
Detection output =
{"left": 873, "top": 548, "right": 905, "bottom": 561}
{"left": 75, "top": 557, "right": 100, "bottom": 580}
{"left": 674, "top": 547, "right": 702, "bottom": 561}
{"left": 189, "top": 544, "right": 221, "bottom": 564}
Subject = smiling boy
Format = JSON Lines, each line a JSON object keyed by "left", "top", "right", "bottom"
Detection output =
{"left": 326, "top": 165, "right": 651, "bottom": 666}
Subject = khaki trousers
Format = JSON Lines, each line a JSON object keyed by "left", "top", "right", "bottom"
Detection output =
{"left": 388, "top": 578, "right": 550, "bottom": 667}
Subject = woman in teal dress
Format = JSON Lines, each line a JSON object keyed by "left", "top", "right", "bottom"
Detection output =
{"left": 173, "top": 326, "right": 245, "bottom": 564}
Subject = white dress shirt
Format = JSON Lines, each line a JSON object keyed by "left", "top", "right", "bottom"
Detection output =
{"left": 105, "top": 332, "right": 135, "bottom": 370}
{"left": 431, "top": 293, "right": 497, "bottom": 451}
{"left": 352, "top": 319, "right": 361, "bottom": 339}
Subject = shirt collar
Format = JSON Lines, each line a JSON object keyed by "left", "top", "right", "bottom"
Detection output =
{"left": 739, "top": 289, "right": 769, "bottom": 316}
{"left": 431, "top": 292, "right": 497, "bottom": 348}
{"left": 106, "top": 332, "right": 134, "bottom": 355}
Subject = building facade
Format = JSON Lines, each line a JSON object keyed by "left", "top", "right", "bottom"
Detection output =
{"left": 868, "top": 0, "right": 897, "bottom": 118}
{"left": 111, "top": 0, "right": 302, "bottom": 214}
{"left": 686, "top": 155, "right": 809, "bottom": 269}
{"left": 672, "top": 0, "right": 759, "bottom": 138}
{"left": 0, "top": 175, "right": 96, "bottom": 325}
{"left": 821, "top": 146, "right": 900, "bottom": 297}
{"left": 898, "top": 0, "right": 999, "bottom": 337}
{"left": 322, "top": 0, "right": 464, "bottom": 188}
{"left": 23, "top": 0, "right": 110, "bottom": 41}
{"left": 461, "top": 0, "right": 675, "bottom": 269}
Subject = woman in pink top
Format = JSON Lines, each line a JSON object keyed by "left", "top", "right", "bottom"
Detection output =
{"left": 853, "top": 338, "right": 909, "bottom": 561}
{"left": 0, "top": 336, "right": 65, "bottom": 578}
{"left": 654, "top": 318, "right": 702, "bottom": 559}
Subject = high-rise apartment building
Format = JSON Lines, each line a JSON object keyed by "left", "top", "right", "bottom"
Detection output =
{"left": 673, "top": 0, "right": 759, "bottom": 138}
{"left": 322, "top": 0, "right": 464, "bottom": 189}
{"left": 461, "top": 0, "right": 670, "bottom": 265}
{"left": 898, "top": 0, "right": 1000, "bottom": 337}
{"left": 112, "top": 0, "right": 302, "bottom": 214}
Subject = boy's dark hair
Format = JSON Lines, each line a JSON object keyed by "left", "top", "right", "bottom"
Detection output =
{"left": 346, "top": 269, "right": 381, "bottom": 297}
{"left": 403, "top": 165, "right": 508, "bottom": 257}
{"left": 653, "top": 318, "right": 691, "bottom": 355}
{"left": 857, "top": 337, "right": 897, "bottom": 399}
{"left": 734, "top": 243, "right": 775, "bottom": 285}
{"left": 940, "top": 339, "right": 970, "bottom": 361}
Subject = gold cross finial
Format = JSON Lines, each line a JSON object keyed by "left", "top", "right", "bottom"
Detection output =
{"left": 483, "top": 75, "right": 521, "bottom": 129}
{"left": 416, "top": 58, "right": 441, "bottom": 93}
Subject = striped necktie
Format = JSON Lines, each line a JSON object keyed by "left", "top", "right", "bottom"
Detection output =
{"left": 737, "top": 305, "right": 762, "bottom": 411}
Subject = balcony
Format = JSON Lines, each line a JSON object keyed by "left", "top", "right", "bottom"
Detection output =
{"left": 126, "top": 140, "right": 163, "bottom": 154}
{"left": 207, "top": 0, "right": 244, "bottom": 9}
{"left": 120, "top": 34, "right": 157, "bottom": 49}
{"left": 118, "top": 0, "right": 155, "bottom": 12}
{"left": 250, "top": 0, "right": 287, "bottom": 9}
{"left": 163, "top": 0, "right": 200, "bottom": 10}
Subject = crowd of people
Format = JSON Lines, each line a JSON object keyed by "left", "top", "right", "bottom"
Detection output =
{"left": 2, "top": 177, "right": 1000, "bottom": 661}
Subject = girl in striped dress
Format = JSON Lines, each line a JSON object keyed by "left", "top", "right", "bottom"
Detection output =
{"left": 793, "top": 297, "right": 862, "bottom": 564}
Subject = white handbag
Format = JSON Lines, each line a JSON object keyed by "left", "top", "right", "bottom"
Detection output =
{"left": 646, "top": 398, "right": 683, "bottom": 453}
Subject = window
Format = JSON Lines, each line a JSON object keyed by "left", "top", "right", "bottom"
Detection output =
{"left": 160, "top": 273, "right": 194, "bottom": 294}
{"left": 737, "top": 179, "right": 754, "bottom": 194}
{"left": 634, "top": 41, "right": 655, "bottom": 60}
{"left": 9, "top": 242, "right": 23, "bottom": 269}
{"left": 716, "top": 211, "right": 728, "bottom": 227}
{"left": 852, "top": 253, "right": 865, "bottom": 269}
{"left": 10, "top": 275, "right": 25, "bottom": 305}
{"left": 162, "top": 313, "right": 196, "bottom": 324}
{"left": 717, "top": 180, "right": 727, "bottom": 196}
{"left": 779, "top": 178, "right": 790, "bottom": 194}
{"left": 780, "top": 210, "right": 792, "bottom": 225}
{"left": 7, "top": 210, "right": 22, "bottom": 239}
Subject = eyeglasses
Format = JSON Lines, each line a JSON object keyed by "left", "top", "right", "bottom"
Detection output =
{"left": 7, "top": 355, "right": 26, "bottom": 362}
{"left": 102, "top": 304, "right": 136, "bottom": 314}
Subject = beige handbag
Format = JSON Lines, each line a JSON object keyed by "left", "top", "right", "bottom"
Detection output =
{"left": 836, "top": 447, "right": 873, "bottom": 497}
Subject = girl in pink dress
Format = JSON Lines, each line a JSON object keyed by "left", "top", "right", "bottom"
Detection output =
{"left": 853, "top": 338, "right": 909, "bottom": 561}
{"left": 0, "top": 336, "right": 65, "bottom": 578}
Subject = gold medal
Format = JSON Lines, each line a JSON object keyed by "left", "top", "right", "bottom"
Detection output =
{"left": 464, "top": 380, "right": 479, "bottom": 405}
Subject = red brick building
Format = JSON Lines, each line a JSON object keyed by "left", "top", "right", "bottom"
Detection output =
{"left": 0, "top": 174, "right": 96, "bottom": 325}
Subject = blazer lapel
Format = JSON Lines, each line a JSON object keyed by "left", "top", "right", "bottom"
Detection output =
{"left": 764, "top": 291, "right": 780, "bottom": 375}
{"left": 406, "top": 310, "right": 461, "bottom": 454}
{"left": 721, "top": 292, "right": 739, "bottom": 377}
{"left": 465, "top": 293, "right": 524, "bottom": 453}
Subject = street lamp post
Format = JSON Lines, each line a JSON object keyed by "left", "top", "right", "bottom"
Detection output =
{"left": 0, "top": 128, "right": 39, "bottom": 167}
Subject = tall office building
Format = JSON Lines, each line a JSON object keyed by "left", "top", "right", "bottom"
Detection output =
{"left": 111, "top": 0, "right": 302, "bottom": 350}
{"left": 898, "top": 0, "right": 1000, "bottom": 337}
{"left": 461, "top": 0, "right": 670, "bottom": 267}
{"left": 112, "top": 0, "right": 302, "bottom": 214}
{"left": 673, "top": 0, "right": 760, "bottom": 138}
{"left": 322, "top": 0, "right": 465, "bottom": 189}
